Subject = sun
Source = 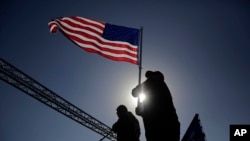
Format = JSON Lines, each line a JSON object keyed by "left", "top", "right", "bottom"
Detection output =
{"left": 138, "top": 92, "right": 146, "bottom": 103}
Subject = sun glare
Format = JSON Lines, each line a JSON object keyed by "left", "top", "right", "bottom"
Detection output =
{"left": 139, "top": 93, "right": 146, "bottom": 103}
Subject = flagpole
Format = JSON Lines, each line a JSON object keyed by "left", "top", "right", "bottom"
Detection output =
{"left": 137, "top": 26, "right": 143, "bottom": 108}
{"left": 138, "top": 26, "right": 143, "bottom": 85}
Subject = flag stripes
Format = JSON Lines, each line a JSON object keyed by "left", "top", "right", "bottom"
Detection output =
{"left": 48, "top": 16, "right": 139, "bottom": 64}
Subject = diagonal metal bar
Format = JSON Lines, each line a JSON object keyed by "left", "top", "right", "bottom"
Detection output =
{"left": 0, "top": 58, "right": 116, "bottom": 141}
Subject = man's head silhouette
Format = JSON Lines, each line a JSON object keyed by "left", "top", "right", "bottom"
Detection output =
{"left": 116, "top": 105, "right": 128, "bottom": 118}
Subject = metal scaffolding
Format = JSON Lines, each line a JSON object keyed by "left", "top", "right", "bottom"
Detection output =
{"left": 0, "top": 58, "right": 116, "bottom": 141}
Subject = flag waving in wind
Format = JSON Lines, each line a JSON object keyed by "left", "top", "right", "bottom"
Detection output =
{"left": 48, "top": 16, "right": 140, "bottom": 65}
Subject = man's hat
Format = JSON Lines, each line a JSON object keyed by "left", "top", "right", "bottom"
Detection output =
{"left": 145, "top": 71, "right": 164, "bottom": 80}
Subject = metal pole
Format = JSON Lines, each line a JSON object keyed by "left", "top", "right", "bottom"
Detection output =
{"left": 137, "top": 27, "right": 143, "bottom": 107}
{"left": 138, "top": 26, "right": 143, "bottom": 85}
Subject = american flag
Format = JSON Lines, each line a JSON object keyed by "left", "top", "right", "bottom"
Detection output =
{"left": 48, "top": 16, "right": 139, "bottom": 65}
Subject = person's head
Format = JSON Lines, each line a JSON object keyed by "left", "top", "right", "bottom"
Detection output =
{"left": 116, "top": 105, "right": 128, "bottom": 118}
{"left": 145, "top": 70, "right": 164, "bottom": 80}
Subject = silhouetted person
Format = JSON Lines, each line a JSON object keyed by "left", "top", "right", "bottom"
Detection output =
{"left": 132, "top": 71, "right": 180, "bottom": 141}
{"left": 112, "top": 105, "right": 140, "bottom": 141}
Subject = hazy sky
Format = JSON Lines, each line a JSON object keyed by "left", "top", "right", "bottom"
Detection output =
{"left": 1, "top": 1, "right": 250, "bottom": 141}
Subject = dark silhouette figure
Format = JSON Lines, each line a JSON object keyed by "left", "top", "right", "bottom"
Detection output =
{"left": 132, "top": 71, "right": 180, "bottom": 141}
{"left": 112, "top": 105, "right": 140, "bottom": 141}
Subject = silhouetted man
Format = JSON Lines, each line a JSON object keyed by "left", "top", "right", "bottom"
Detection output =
{"left": 112, "top": 105, "right": 140, "bottom": 141}
{"left": 132, "top": 71, "right": 180, "bottom": 141}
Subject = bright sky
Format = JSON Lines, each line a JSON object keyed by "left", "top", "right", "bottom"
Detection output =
{"left": 1, "top": 1, "right": 250, "bottom": 141}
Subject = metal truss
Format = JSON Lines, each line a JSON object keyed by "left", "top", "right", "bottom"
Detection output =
{"left": 0, "top": 58, "right": 116, "bottom": 141}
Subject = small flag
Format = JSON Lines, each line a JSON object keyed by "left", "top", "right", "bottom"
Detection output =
{"left": 48, "top": 16, "right": 139, "bottom": 65}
